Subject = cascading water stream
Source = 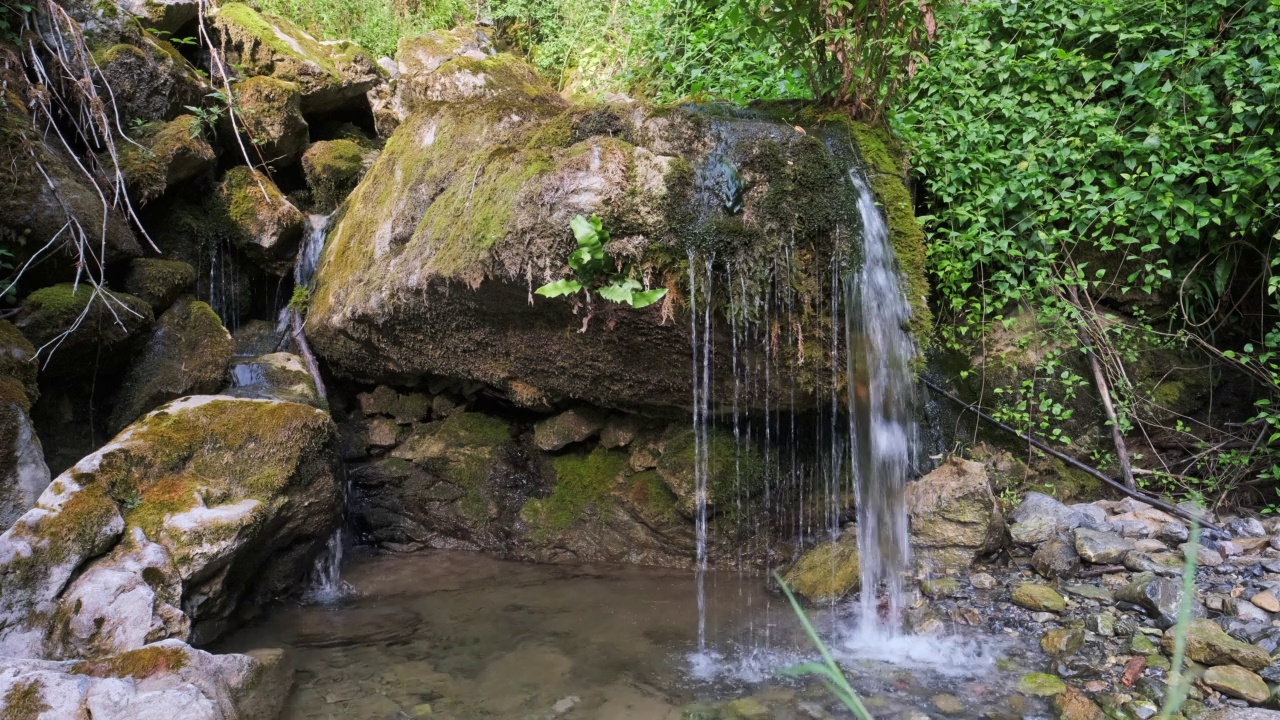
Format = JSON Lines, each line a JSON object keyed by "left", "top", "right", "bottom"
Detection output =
{"left": 845, "top": 168, "right": 917, "bottom": 638}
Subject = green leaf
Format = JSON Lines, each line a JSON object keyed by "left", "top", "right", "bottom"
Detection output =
{"left": 534, "top": 279, "right": 583, "bottom": 298}
{"left": 629, "top": 288, "right": 668, "bottom": 309}
{"left": 1213, "top": 253, "right": 1235, "bottom": 296}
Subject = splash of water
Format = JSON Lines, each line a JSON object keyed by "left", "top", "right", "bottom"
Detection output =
{"left": 846, "top": 168, "right": 917, "bottom": 636}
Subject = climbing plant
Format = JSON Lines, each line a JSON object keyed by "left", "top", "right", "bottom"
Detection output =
{"left": 536, "top": 215, "right": 667, "bottom": 309}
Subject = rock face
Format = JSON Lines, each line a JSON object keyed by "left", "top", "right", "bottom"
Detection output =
{"left": 118, "top": 115, "right": 217, "bottom": 203}
{"left": 306, "top": 31, "right": 927, "bottom": 414}
{"left": 16, "top": 284, "right": 154, "bottom": 378}
{"left": 0, "top": 396, "right": 340, "bottom": 658}
{"left": 906, "top": 457, "right": 1004, "bottom": 572}
{"left": 782, "top": 536, "right": 860, "bottom": 603}
{"left": 227, "top": 77, "right": 310, "bottom": 167}
{"left": 302, "top": 139, "right": 375, "bottom": 210}
{"left": 0, "top": 640, "right": 290, "bottom": 720}
{"left": 108, "top": 298, "right": 235, "bottom": 432}
{"left": 218, "top": 167, "right": 306, "bottom": 275}
{"left": 124, "top": 259, "right": 198, "bottom": 314}
{"left": 0, "top": 321, "right": 50, "bottom": 528}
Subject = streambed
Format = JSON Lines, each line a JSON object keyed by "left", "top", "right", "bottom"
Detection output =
{"left": 220, "top": 551, "right": 1041, "bottom": 720}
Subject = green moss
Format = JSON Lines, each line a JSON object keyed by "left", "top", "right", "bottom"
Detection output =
{"left": 1, "top": 680, "right": 47, "bottom": 720}
{"left": 117, "top": 115, "right": 211, "bottom": 202}
{"left": 781, "top": 537, "right": 861, "bottom": 603}
{"left": 71, "top": 645, "right": 190, "bottom": 679}
{"left": 523, "top": 448, "right": 629, "bottom": 539}
{"left": 124, "top": 258, "right": 197, "bottom": 312}
{"left": 302, "top": 139, "right": 368, "bottom": 209}
{"left": 658, "top": 427, "right": 764, "bottom": 517}
{"left": 434, "top": 412, "right": 512, "bottom": 447}
{"left": 91, "top": 43, "right": 146, "bottom": 67}
{"left": 627, "top": 470, "right": 680, "bottom": 526}
{"left": 216, "top": 3, "right": 339, "bottom": 76}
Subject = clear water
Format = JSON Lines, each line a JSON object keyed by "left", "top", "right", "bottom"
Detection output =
{"left": 220, "top": 551, "right": 1036, "bottom": 720}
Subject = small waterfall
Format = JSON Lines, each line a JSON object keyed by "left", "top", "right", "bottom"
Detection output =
{"left": 846, "top": 169, "right": 917, "bottom": 636}
{"left": 297, "top": 214, "right": 330, "bottom": 287}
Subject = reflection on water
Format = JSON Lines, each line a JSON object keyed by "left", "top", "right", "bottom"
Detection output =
{"left": 219, "top": 551, "right": 1039, "bottom": 720}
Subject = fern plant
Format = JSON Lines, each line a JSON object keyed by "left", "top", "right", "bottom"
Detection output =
{"left": 536, "top": 214, "right": 667, "bottom": 309}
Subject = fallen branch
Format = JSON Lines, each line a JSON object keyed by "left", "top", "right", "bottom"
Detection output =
{"left": 290, "top": 310, "right": 328, "bottom": 406}
{"left": 1066, "top": 285, "right": 1136, "bottom": 490}
{"left": 923, "top": 377, "right": 1222, "bottom": 532}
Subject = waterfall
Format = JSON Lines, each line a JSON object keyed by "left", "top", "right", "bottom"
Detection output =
{"left": 297, "top": 214, "right": 330, "bottom": 287}
{"left": 846, "top": 169, "right": 916, "bottom": 636}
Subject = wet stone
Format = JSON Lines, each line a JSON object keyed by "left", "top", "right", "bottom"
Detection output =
{"left": 1066, "top": 584, "right": 1115, "bottom": 603}
{"left": 1012, "top": 583, "right": 1066, "bottom": 612}
{"left": 969, "top": 572, "right": 997, "bottom": 590}
{"left": 1041, "top": 628, "right": 1086, "bottom": 655}
{"left": 922, "top": 577, "right": 961, "bottom": 598}
{"left": 1229, "top": 518, "right": 1268, "bottom": 538}
{"left": 1164, "top": 618, "right": 1273, "bottom": 670}
{"left": 1157, "top": 522, "right": 1190, "bottom": 544}
{"left": 1116, "top": 574, "right": 1186, "bottom": 628}
{"left": 1033, "top": 537, "right": 1082, "bottom": 579}
{"left": 1181, "top": 543, "right": 1225, "bottom": 567}
{"left": 1124, "top": 551, "right": 1181, "bottom": 577}
{"left": 1085, "top": 613, "right": 1115, "bottom": 637}
{"left": 932, "top": 695, "right": 964, "bottom": 714}
{"left": 1055, "top": 685, "right": 1106, "bottom": 720}
{"left": 1017, "top": 672, "right": 1066, "bottom": 696}
{"left": 1130, "top": 633, "right": 1158, "bottom": 654}
{"left": 1203, "top": 665, "right": 1271, "bottom": 703}
{"left": 1251, "top": 590, "right": 1280, "bottom": 613}
{"left": 1075, "top": 528, "right": 1135, "bottom": 564}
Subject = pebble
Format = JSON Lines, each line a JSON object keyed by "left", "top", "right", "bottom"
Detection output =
{"left": 969, "top": 572, "right": 997, "bottom": 590}
{"left": 932, "top": 694, "right": 964, "bottom": 714}
{"left": 1065, "top": 584, "right": 1115, "bottom": 603}
{"left": 1251, "top": 590, "right": 1280, "bottom": 613}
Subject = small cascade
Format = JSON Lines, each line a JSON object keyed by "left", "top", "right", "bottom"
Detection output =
{"left": 845, "top": 169, "right": 917, "bottom": 637}
{"left": 297, "top": 214, "right": 331, "bottom": 287}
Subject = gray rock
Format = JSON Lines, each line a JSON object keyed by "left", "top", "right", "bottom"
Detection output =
{"left": 1180, "top": 542, "right": 1225, "bottom": 567}
{"left": 1157, "top": 522, "right": 1190, "bottom": 544}
{"left": 1066, "top": 584, "right": 1115, "bottom": 603}
{"left": 969, "top": 572, "right": 998, "bottom": 590}
{"left": 1177, "top": 501, "right": 1215, "bottom": 524}
{"left": 1032, "top": 536, "right": 1081, "bottom": 579}
{"left": 600, "top": 415, "right": 640, "bottom": 449}
{"left": 1201, "top": 709, "right": 1280, "bottom": 720}
{"left": 1116, "top": 573, "right": 1192, "bottom": 628}
{"left": 1085, "top": 613, "right": 1115, "bottom": 637}
{"left": 1237, "top": 601, "right": 1271, "bottom": 623}
{"left": 534, "top": 407, "right": 606, "bottom": 451}
{"left": 225, "top": 353, "right": 322, "bottom": 407}
{"left": 1070, "top": 503, "right": 1109, "bottom": 527}
{"left": 1075, "top": 528, "right": 1135, "bottom": 564}
{"left": 1228, "top": 517, "right": 1267, "bottom": 538}
{"left": 1010, "top": 492, "right": 1092, "bottom": 545}
{"left": 1124, "top": 551, "right": 1182, "bottom": 577}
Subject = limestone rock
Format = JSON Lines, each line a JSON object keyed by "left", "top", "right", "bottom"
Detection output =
{"left": 217, "top": 167, "right": 305, "bottom": 275}
{"left": 0, "top": 396, "right": 340, "bottom": 658}
{"left": 108, "top": 298, "right": 235, "bottom": 432}
{"left": 0, "top": 321, "right": 49, "bottom": 528}
{"left": 1163, "top": 619, "right": 1272, "bottom": 670}
{"left": 226, "top": 77, "right": 310, "bottom": 167}
{"left": 657, "top": 427, "right": 763, "bottom": 518}
{"left": 1203, "top": 664, "right": 1270, "bottom": 703}
{"left": 226, "top": 353, "right": 321, "bottom": 407}
{"left": 906, "top": 457, "right": 1005, "bottom": 573}
{"left": 0, "top": 639, "right": 290, "bottom": 720}
{"left": 93, "top": 34, "right": 209, "bottom": 125}
{"left": 1032, "top": 536, "right": 1081, "bottom": 579}
{"left": 1009, "top": 492, "right": 1094, "bottom": 545}
{"left": 303, "top": 139, "right": 374, "bottom": 210}
{"left": 1074, "top": 528, "right": 1135, "bottom": 564}
{"left": 117, "top": 115, "right": 216, "bottom": 203}
{"left": 781, "top": 536, "right": 860, "bottom": 603}
{"left": 534, "top": 407, "right": 606, "bottom": 451}
{"left": 1116, "top": 574, "right": 1188, "bottom": 628}
{"left": 211, "top": 3, "right": 383, "bottom": 113}
{"left": 116, "top": 0, "right": 198, "bottom": 32}
{"left": 124, "top": 259, "right": 197, "bottom": 314}
{"left": 16, "top": 284, "right": 154, "bottom": 378}
{"left": 1012, "top": 583, "right": 1065, "bottom": 612}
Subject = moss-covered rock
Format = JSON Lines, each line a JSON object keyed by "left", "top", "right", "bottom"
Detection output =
{"left": 217, "top": 166, "right": 305, "bottom": 275}
{"left": 0, "top": 320, "right": 38, "bottom": 403}
{"left": 93, "top": 33, "right": 209, "bottom": 125}
{"left": 15, "top": 283, "right": 154, "bottom": 378}
{"left": 302, "top": 139, "right": 373, "bottom": 210}
{"left": 211, "top": 3, "right": 383, "bottom": 113}
{"left": 0, "top": 639, "right": 290, "bottom": 720}
{"left": 306, "top": 50, "right": 929, "bottom": 413}
{"left": 116, "top": 0, "right": 198, "bottom": 33}
{"left": 1163, "top": 619, "right": 1273, "bottom": 671}
{"left": 107, "top": 298, "right": 234, "bottom": 432}
{"left": 123, "top": 258, "right": 197, "bottom": 313}
{"left": 522, "top": 447, "right": 629, "bottom": 539}
{"left": 781, "top": 535, "right": 860, "bottom": 603}
{"left": 228, "top": 76, "right": 310, "bottom": 166}
{"left": 0, "top": 395, "right": 340, "bottom": 658}
{"left": 116, "top": 115, "right": 216, "bottom": 203}
{"left": 0, "top": 45, "right": 140, "bottom": 285}
{"left": 657, "top": 427, "right": 764, "bottom": 519}
{"left": 907, "top": 456, "right": 1005, "bottom": 573}
{"left": 533, "top": 407, "right": 605, "bottom": 451}
{"left": 225, "top": 352, "right": 320, "bottom": 407}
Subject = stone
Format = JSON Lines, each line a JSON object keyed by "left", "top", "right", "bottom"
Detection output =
{"left": 657, "top": 427, "right": 764, "bottom": 518}
{"left": 1009, "top": 492, "right": 1091, "bottom": 545}
{"left": 116, "top": 0, "right": 198, "bottom": 32}
{"left": 1202, "top": 710, "right": 1280, "bottom": 720}
{"left": 600, "top": 415, "right": 640, "bottom": 449}
{"left": 303, "top": 139, "right": 374, "bottom": 210}
{"left": 1181, "top": 542, "right": 1225, "bottom": 567}
{"left": 1116, "top": 574, "right": 1188, "bottom": 627}
{"left": 1123, "top": 551, "right": 1182, "bottom": 577}
{"left": 359, "top": 386, "right": 400, "bottom": 416}
{"left": 932, "top": 694, "right": 964, "bottom": 714}
{"left": 1237, "top": 601, "right": 1271, "bottom": 623}
{"left": 907, "top": 457, "right": 1006, "bottom": 573}
{"left": 0, "top": 396, "right": 340, "bottom": 658}
{"left": 1130, "top": 633, "right": 1158, "bottom": 654}
{"left": 0, "top": 639, "right": 290, "bottom": 720}
{"left": 1085, "top": 613, "right": 1115, "bottom": 637}
{"left": 1012, "top": 583, "right": 1066, "bottom": 612}
{"left": 1163, "top": 619, "right": 1273, "bottom": 670}
{"left": 225, "top": 353, "right": 321, "bottom": 407}
{"left": 16, "top": 284, "right": 154, "bottom": 379}
{"left": 1041, "top": 628, "right": 1085, "bottom": 655}
{"left": 391, "top": 393, "right": 432, "bottom": 424}
{"left": 1054, "top": 686, "right": 1106, "bottom": 720}
{"left": 228, "top": 76, "right": 310, "bottom": 166}
{"left": 117, "top": 115, "right": 216, "bottom": 203}
{"left": 970, "top": 572, "right": 998, "bottom": 590}
{"left": 211, "top": 3, "right": 383, "bottom": 113}
{"left": 1203, "top": 665, "right": 1271, "bottom": 703}
{"left": 922, "top": 578, "right": 961, "bottom": 598}
{"left": 782, "top": 536, "right": 860, "bottom": 603}
{"left": 1075, "top": 528, "right": 1135, "bottom": 564}
{"left": 367, "top": 417, "right": 400, "bottom": 449}
{"left": 534, "top": 407, "right": 606, "bottom": 451}
{"left": 124, "top": 259, "right": 197, "bottom": 314}
{"left": 108, "top": 298, "right": 235, "bottom": 433}
{"left": 1017, "top": 672, "right": 1067, "bottom": 696}
{"left": 217, "top": 167, "right": 305, "bottom": 275}
{"left": 1134, "top": 539, "right": 1168, "bottom": 553}
{"left": 1033, "top": 536, "right": 1082, "bottom": 579}
{"left": 0, "top": 321, "right": 49, "bottom": 529}
{"left": 1229, "top": 518, "right": 1268, "bottom": 538}
{"left": 1157, "top": 522, "right": 1190, "bottom": 544}
{"left": 1253, "top": 591, "right": 1280, "bottom": 613}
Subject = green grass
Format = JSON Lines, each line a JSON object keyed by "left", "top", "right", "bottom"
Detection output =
{"left": 252, "top": 0, "right": 472, "bottom": 58}
{"left": 775, "top": 573, "right": 875, "bottom": 720}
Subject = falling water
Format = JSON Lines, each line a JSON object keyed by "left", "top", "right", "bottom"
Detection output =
{"left": 296, "top": 213, "right": 349, "bottom": 604}
{"left": 845, "top": 168, "right": 917, "bottom": 636}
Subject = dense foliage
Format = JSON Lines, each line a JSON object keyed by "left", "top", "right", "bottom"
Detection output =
{"left": 253, "top": 0, "right": 469, "bottom": 57}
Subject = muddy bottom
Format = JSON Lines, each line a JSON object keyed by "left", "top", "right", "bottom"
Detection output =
{"left": 219, "top": 551, "right": 1044, "bottom": 719}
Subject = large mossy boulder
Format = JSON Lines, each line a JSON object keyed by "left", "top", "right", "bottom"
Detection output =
{"left": 0, "top": 639, "right": 290, "bottom": 720}
{"left": 93, "top": 33, "right": 209, "bottom": 125}
{"left": 211, "top": 3, "right": 382, "bottom": 113}
{"left": 302, "top": 139, "right": 374, "bottom": 210}
{"left": 657, "top": 427, "right": 764, "bottom": 518}
{"left": 116, "top": 0, "right": 199, "bottom": 33}
{"left": 217, "top": 166, "right": 305, "bottom": 275}
{"left": 117, "top": 115, "right": 216, "bottom": 203}
{"left": 227, "top": 77, "right": 310, "bottom": 167}
{"left": 907, "top": 456, "right": 1005, "bottom": 573}
{"left": 108, "top": 298, "right": 235, "bottom": 432}
{"left": 306, "top": 33, "right": 929, "bottom": 413}
{"left": 0, "top": 396, "right": 340, "bottom": 658}
{"left": 123, "top": 258, "right": 198, "bottom": 314}
{"left": 781, "top": 535, "right": 861, "bottom": 603}
{"left": 15, "top": 283, "right": 154, "bottom": 378}
{"left": 0, "top": 321, "right": 50, "bottom": 528}
{"left": 226, "top": 352, "right": 321, "bottom": 407}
